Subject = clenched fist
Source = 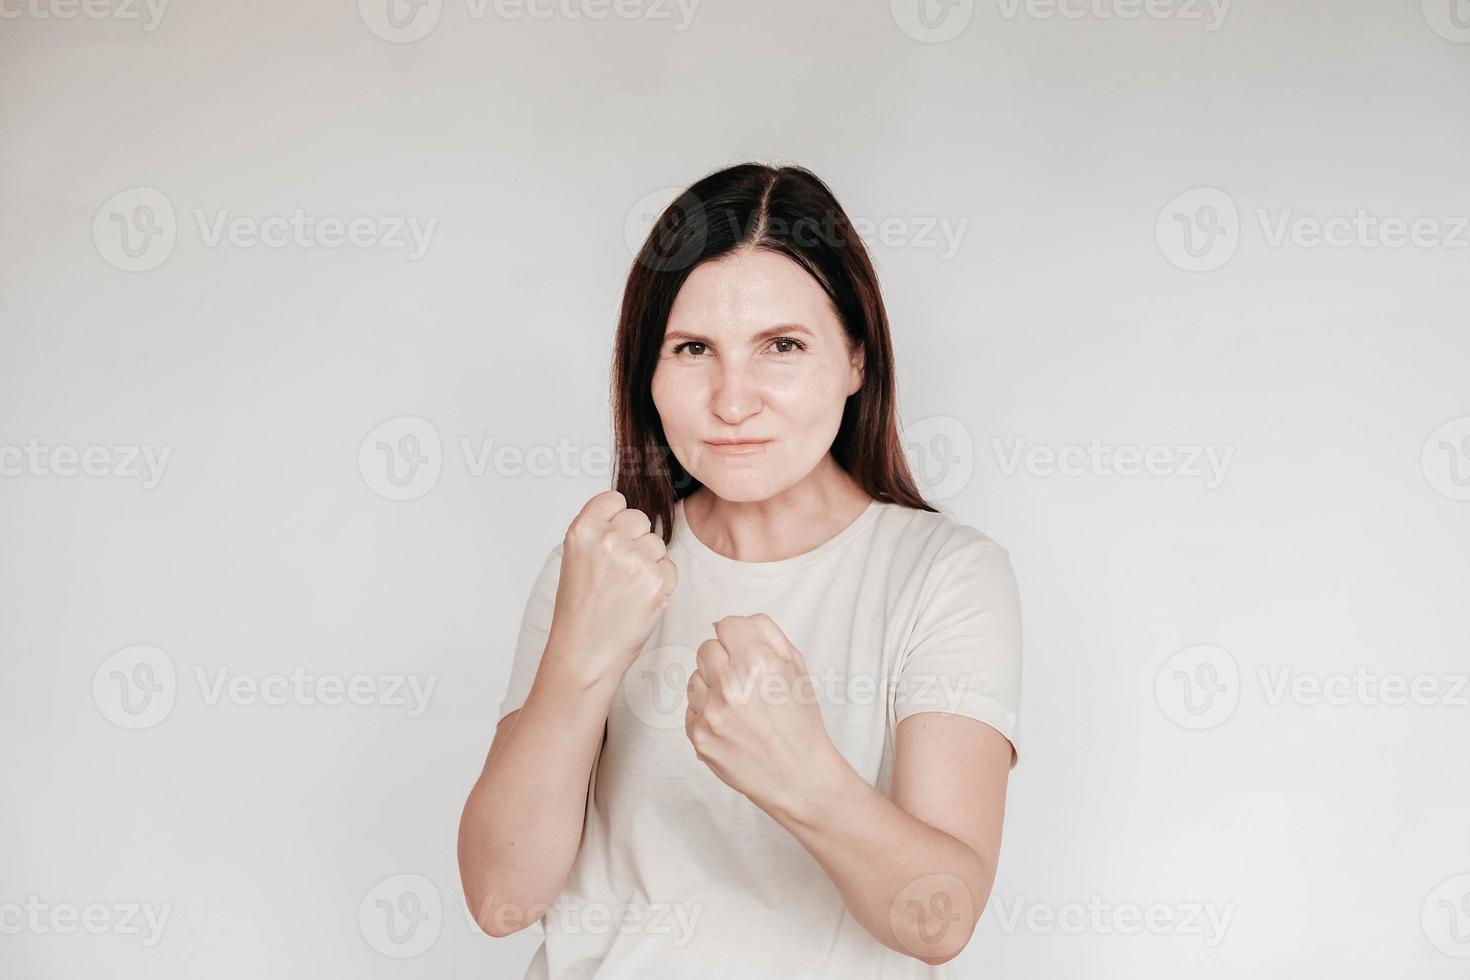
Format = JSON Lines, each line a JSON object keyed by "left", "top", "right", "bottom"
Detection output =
{"left": 544, "top": 490, "right": 678, "bottom": 689}
{"left": 685, "top": 614, "right": 836, "bottom": 813}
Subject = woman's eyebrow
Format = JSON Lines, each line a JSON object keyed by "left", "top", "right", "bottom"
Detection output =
{"left": 664, "top": 323, "right": 816, "bottom": 345}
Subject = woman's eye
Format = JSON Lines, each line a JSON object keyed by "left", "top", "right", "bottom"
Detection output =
{"left": 671, "top": 338, "right": 805, "bottom": 357}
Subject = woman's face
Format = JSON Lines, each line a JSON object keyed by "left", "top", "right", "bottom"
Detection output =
{"left": 650, "top": 248, "right": 864, "bottom": 503}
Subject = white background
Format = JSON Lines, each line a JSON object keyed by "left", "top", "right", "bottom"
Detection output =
{"left": 2, "top": 0, "right": 1468, "bottom": 976}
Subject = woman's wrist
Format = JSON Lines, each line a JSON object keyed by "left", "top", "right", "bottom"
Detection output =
{"left": 533, "top": 634, "right": 625, "bottom": 709}
{"left": 762, "top": 736, "right": 856, "bottom": 831}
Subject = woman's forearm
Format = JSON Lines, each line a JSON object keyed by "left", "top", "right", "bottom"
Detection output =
{"left": 759, "top": 742, "right": 993, "bottom": 966}
{"left": 457, "top": 639, "right": 618, "bottom": 937}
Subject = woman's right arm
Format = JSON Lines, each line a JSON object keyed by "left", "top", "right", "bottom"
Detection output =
{"left": 456, "top": 644, "right": 622, "bottom": 937}
{"left": 457, "top": 490, "right": 678, "bottom": 937}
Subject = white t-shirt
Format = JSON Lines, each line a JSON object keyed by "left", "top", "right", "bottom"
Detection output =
{"left": 496, "top": 495, "right": 1023, "bottom": 980}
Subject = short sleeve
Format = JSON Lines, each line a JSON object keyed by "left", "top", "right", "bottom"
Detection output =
{"left": 894, "top": 534, "right": 1023, "bottom": 768}
{"left": 496, "top": 542, "right": 564, "bottom": 725}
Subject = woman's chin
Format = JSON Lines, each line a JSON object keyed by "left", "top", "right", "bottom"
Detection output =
{"left": 689, "top": 472, "right": 788, "bottom": 503}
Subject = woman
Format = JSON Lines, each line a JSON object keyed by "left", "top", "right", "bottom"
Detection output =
{"left": 457, "top": 163, "right": 1022, "bottom": 979}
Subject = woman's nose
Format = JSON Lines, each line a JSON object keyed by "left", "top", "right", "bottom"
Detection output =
{"left": 709, "top": 363, "right": 761, "bottom": 424}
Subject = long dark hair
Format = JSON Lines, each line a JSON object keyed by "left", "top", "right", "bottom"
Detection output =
{"left": 612, "top": 162, "right": 936, "bottom": 543}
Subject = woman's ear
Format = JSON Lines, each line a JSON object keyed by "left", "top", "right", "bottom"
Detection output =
{"left": 847, "top": 344, "right": 865, "bottom": 396}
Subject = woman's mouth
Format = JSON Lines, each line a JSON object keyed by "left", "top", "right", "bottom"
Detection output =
{"left": 703, "top": 439, "right": 771, "bottom": 457}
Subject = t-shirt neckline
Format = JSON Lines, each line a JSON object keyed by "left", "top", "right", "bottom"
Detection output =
{"left": 673, "top": 496, "right": 885, "bottom": 575}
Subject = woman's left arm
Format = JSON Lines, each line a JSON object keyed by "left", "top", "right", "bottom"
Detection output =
{"left": 686, "top": 614, "right": 1012, "bottom": 966}
{"left": 767, "top": 710, "right": 1010, "bottom": 966}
